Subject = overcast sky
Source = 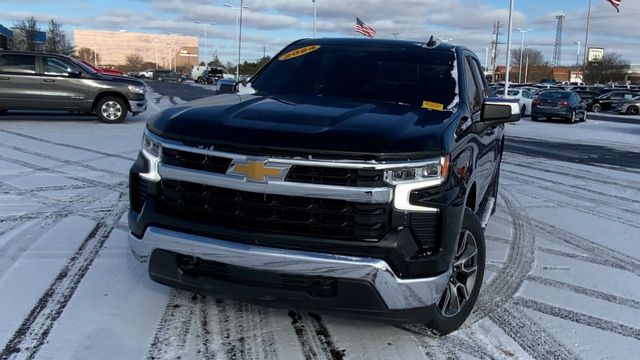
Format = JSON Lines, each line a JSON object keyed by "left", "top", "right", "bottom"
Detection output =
{"left": 2, "top": 0, "right": 638, "bottom": 66}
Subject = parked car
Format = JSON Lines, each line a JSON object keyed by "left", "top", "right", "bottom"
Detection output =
{"left": 128, "top": 38, "right": 521, "bottom": 334}
{"left": 531, "top": 90, "right": 587, "bottom": 123}
{"left": 614, "top": 96, "right": 640, "bottom": 115}
{"left": 76, "top": 59, "right": 126, "bottom": 76}
{"left": 137, "top": 69, "right": 155, "bottom": 79}
{"left": 0, "top": 51, "right": 147, "bottom": 123}
{"left": 588, "top": 91, "right": 638, "bottom": 112}
{"left": 493, "top": 88, "right": 533, "bottom": 115}
{"left": 153, "top": 70, "right": 185, "bottom": 82}
{"left": 196, "top": 68, "right": 225, "bottom": 84}
{"left": 574, "top": 90, "right": 600, "bottom": 104}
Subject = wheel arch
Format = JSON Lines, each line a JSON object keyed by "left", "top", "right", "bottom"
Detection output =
{"left": 93, "top": 91, "right": 130, "bottom": 113}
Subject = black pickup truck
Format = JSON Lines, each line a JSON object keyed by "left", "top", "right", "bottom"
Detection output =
{"left": 129, "top": 38, "right": 519, "bottom": 334}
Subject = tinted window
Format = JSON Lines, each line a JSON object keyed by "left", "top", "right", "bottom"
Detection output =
{"left": 464, "top": 57, "right": 481, "bottom": 112}
{"left": 523, "top": 90, "right": 532, "bottom": 99}
{"left": 540, "top": 92, "right": 570, "bottom": 100}
{"left": 0, "top": 54, "right": 36, "bottom": 74}
{"left": 44, "top": 57, "right": 80, "bottom": 76}
{"left": 252, "top": 44, "right": 458, "bottom": 109}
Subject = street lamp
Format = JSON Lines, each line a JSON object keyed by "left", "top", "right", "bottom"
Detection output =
{"left": 514, "top": 27, "right": 533, "bottom": 84}
{"left": 575, "top": 41, "right": 581, "bottom": 67}
{"left": 312, "top": 0, "right": 317, "bottom": 38}
{"left": 225, "top": 1, "right": 250, "bottom": 80}
{"left": 504, "top": 0, "right": 515, "bottom": 95}
{"left": 194, "top": 21, "right": 216, "bottom": 64}
{"left": 484, "top": 47, "right": 489, "bottom": 72}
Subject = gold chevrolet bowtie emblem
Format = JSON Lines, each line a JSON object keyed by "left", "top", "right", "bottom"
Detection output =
{"left": 227, "top": 159, "right": 290, "bottom": 183}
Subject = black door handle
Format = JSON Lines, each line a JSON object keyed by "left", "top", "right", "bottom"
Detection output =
{"left": 43, "top": 79, "right": 56, "bottom": 83}
{"left": 0, "top": 77, "right": 9, "bottom": 80}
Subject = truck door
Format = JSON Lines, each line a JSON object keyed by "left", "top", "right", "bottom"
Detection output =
{"left": 39, "top": 55, "right": 89, "bottom": 111}
{"left": 0, "top": 53, "right": 42, "bottom": 108}
{"left": 464, "top": 55, "right": 497, "bottom": 201}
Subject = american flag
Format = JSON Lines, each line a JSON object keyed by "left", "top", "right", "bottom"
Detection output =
{"left": 607, "top": 0, "right": 621, "bottom": 12}
{"left": 354, "top": 17, "right": 376, "bottom": 38}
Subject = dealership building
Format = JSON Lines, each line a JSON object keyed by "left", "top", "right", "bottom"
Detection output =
{"left": 73, "top": 29, "right": 199, "bottom": 69}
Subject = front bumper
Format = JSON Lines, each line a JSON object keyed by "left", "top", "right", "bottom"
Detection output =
{"left": 130, "top": 226, "right": 450, "bottom": 315}
{"left": 129, "top": 98, "right": 148, "bottom": 113}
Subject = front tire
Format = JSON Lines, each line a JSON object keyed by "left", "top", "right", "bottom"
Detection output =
{"left": 591, "top": 103, "right": 601, "bottom": 113}
{"left": 424, "top": 208, "right": 486, "bottom": 335}
{"left": 96, "top": 97, "right": 127, "bottom": 124}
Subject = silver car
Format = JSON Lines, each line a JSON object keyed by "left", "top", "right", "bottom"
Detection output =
{"left": 615, "top": 96, "right": 640, "bottom": 115}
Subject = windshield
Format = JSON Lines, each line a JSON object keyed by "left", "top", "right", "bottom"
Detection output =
{"left": 252, "top": 44, "right": 457, "bottom": 109}
{"left": 507, "top": 90, "right": 519, "bottom": 96}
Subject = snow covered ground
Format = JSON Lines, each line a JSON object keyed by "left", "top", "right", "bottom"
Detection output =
{"left": 0, "top": 88, "right": 638, "bottom": 360}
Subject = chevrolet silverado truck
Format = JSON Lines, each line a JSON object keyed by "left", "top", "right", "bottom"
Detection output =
{"left": 129, "top": 38, "right": 519, "bottom": 334}
{"left": 0, "top": 51, "right": 147, "bottom": 123}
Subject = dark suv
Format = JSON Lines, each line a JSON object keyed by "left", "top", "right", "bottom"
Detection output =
{"left": 0, "top": 51, "right": 147, "bottom": 123}
{"left": 128, "top": 38, "right": 519, "bottom": 334}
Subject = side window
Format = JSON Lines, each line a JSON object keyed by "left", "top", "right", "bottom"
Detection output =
{"left": 0, "top": 54, "right": 37, "bottom": 75}
{"left": 464, "top": 57, "right": 482, "bottom": 113}
{"left": 609, "top": 93, "right": 623, "bottom": 100}
{"left": 523, "top": 90, "right": 531, "bottom": 99}
{"left": 472, "top": 58, "right": 488, "bottom": 96}
{"left": 43, "top": 57, "right": 79, "bottom": 76}
{"left": 624, "top": 93, "right": 634, "bottom": 100}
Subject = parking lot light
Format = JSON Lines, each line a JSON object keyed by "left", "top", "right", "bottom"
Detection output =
{"left": 514, "top": 27, "right": 533, "bottom": 84}
{"left": 504, "top": 0, "right": 514, "bottom": 96}
{"left": 225, "top": 2, "right": 251, "bottom": 80}
{"left": 194, "top": 21, "right": 217, "bottom": 64}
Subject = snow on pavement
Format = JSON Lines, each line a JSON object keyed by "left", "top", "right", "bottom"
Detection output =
{"left": 0, "top": 88, "right": 638, "bottom": 359}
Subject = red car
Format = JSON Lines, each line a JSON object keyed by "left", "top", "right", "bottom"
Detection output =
{"left": 77, "top": 59, "right": 126, "bottom": 76}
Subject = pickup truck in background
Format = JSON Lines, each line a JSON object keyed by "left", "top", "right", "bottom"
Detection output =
{"left": 0, "top": 51, "right": 147, "bottom": 123}
{"left": 128, "top": 38, "right": 519, "bottom": 334}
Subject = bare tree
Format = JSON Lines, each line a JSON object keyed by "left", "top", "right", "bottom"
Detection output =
{"left": 510, "top": 48, "right": 546, "bottom": 67}
{"left": 208, "top": 55, "right": 223, "bottom": 69}
{"left": 125, "top": 54, "right": 144, "bottom": 71}
{"left": 12, "top": 17, "right": 40, "bottom": 51}
{"left": 583, "top": 52, "right": 630, "bottom": 84}
{"left": 45, "top": 19, "right": 74, "bottom": 55}
{"left": 77, "top": 47, "right": 101, "bottom": 65}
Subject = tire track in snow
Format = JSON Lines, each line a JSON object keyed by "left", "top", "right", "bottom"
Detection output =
{"left": 0, "top": 195, "right": 127, "bottom": 360}
{"left": 148, "top": 293, "right": 279, "bottom": 360}
{"left": 469, "top": 189, "right": 535, "bottom": 322}
{"left": 147, "top": 290, "right": 198, "bottom": 360}
{"left": 0, "top": 142, "right": 127, "bottom": 178}
{"left": 513, "top": 297, "right": 640, "bottom": 341}
{"left": 0, "top": 128, "right": 136, "bottom": 162}
{"left": 533, "top": 220, "right": 640, "bottom": 276}
{"left": 288, "top": 311, "right": 345, "bottom": 360}
{"left": 488, "top": 304, "right": 580, "bottom": 359}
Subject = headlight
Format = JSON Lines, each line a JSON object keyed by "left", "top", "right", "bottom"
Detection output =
{"left": 140, "top": 133, "right": 161, "bottom": 181}
{"left": 385, "top": 156, "right": 449, "bottom": 213}
{"left": 383, "top": 156, "right": 449, "bottom": 185}
{"left": 142, "top": 133, "right": 161, "bottom": 157}
{"left": 128, "top": 84, "right": 146, "bottom": 94}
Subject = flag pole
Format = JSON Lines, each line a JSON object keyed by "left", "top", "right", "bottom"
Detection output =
{"left": 583, "top": 0, "right": 592, "bottom": 65}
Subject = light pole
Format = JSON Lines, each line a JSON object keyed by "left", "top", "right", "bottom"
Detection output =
{"left": 313, "top": 0, "right": 317, "bottom": 38}
{"left": 524, "top": 45, "right": 530, "bottom": 83}
{"left": 514, "top": 27, "right": 533, "bottom": 84}
{"left": 225, "top": 2, "right": 250, "bottom": 80}
{"left": 575, "top": 41, "right": 581, "bottom": 67}
{"left": 195, "top": 21, "right": 216, "bottom": 64}
{"left": 583, "top": 0, "right": 592, "bottom": 65}
{"left": 484, "top": 47, "right": 489, "bottom": 72}
{"left": 504, "top": 0, "right": 515, "bottom": 95}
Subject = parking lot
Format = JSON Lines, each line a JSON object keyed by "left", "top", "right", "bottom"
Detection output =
{"left": 0, "top": 82, "right": 639, "bottom": 360}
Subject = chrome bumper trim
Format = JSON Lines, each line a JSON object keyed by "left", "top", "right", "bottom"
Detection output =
{"left": 145, "top": 130, "right": 440, "bottom": 170}
{"left": 158, "top": 163, "right": 393, "bottom": 204}
{"left": 130, "top": 227, "right": 450, "bottom": 310}
{"left": 129, "top": 99, "right": 148, "bottom": 113}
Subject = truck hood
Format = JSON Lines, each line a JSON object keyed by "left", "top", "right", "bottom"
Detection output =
{"left": 93, "top": 74, "right": 143, "bottom": 86}
{"left": 148, "top": 94, "right": 455, "bottom": 158}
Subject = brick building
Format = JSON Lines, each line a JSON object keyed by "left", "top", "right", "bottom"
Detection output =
{"left": 73, "top": 29, "right": 199, "bottom": 70}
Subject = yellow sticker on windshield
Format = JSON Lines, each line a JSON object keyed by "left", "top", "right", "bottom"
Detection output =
{"left": 422, "top": 101, "right": 444, "bottom": 111}
{"left": 279, "top": 45, "right": 321, "bottom": 61}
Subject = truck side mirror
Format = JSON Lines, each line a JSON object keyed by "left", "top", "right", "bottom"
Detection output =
{"left": 481, "top": 101, "right": 521, "bottom": 125}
